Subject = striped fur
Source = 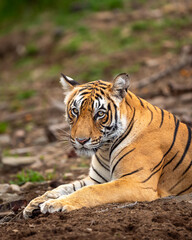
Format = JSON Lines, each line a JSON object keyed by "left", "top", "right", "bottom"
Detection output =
{"left": 23, "top": 73, "right": 192, "bottom": 218}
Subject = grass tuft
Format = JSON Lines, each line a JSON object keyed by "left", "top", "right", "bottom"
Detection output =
{"left": 10, "top": 170, "right": 44, "bottom": 185}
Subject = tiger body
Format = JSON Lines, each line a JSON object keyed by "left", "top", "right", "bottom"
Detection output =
{"left": 23, "top": 73, "right": 192, "bottom": 218}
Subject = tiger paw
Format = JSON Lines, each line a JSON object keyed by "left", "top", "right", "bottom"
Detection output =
{"left": 40, "top": 198, "right": 76, "bottom": 214}
{"left": 23, "top": 190, "right": 61, "bottom": 219}
{"left": 23, "top": 196, "right": 46, "bottom": 219}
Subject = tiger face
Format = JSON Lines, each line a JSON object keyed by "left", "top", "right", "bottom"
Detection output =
{"left": 60, "top": 73, "right": 130, "bottom": 156}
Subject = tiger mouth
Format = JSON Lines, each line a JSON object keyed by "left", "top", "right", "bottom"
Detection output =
{"left": 74, "top": 147, "right": 98, "bottom": 156}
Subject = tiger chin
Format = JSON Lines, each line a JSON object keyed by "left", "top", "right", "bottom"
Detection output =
{"left": 23, "top": 73, "right": 192, "bottom": 219}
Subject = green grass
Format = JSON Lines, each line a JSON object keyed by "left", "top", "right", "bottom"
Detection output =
{"left": 16, "top": 90, "right": 36, "bottom": 100}
{"left": 0, "top": 122, "right": 9, "bottom": 133}
{"left": 0, "top": 0, "right": 125, "bottom": 28}
{"left": 10, "top": 170, "right": 44, "bottom": 185}
{"left": 131, "top": 16, "right": 192, "bottom": 32}
{"left": 26, "top": 43, "right": 39, "bottom": 55}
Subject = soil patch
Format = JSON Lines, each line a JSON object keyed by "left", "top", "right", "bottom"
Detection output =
{"left": 0, "top": 196, "right": 192, "bottom": 240}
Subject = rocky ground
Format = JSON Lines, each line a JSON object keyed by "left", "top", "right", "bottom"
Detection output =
{"left": 0, "top": 1, "right": 192, "bottom": 239}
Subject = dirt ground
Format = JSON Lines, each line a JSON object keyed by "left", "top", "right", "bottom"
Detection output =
{"left": 0, "top": 1, "right": 192, "bottom": 239}
{"left": 0, "top": 193, "right": 192, "bottom": 240}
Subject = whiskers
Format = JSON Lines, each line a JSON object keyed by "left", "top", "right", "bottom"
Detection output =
{"left": 57, "top": 128, "right": 70, "bottom": 144}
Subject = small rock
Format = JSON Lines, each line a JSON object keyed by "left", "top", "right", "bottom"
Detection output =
{"left": 9, "top": 184, "right": 20, "bottom": 193}
{"left": 33, "top": 136, "right": 48, "bottom": 145}
{"left": 64, "top": 173, "right": 74, "bottom": 178}
{"left": 30, "top": 159, "right": 43, "bottom": 169}
{"left": 13, "top": 129, "right": 26, "bottom": 146}
{"left": 0, "top": 184, "right": 21, "bottom": 194}
{"left": 86, "top": 228, "right": 92, "bottom": 232}
{"left": 0, "top": 184, "right": 10, "bottom": 194}
{"left": 0, "top": 193, "right": 20, "bottom": 203}
{"left": 20, "top": 182, "right": 36, "bottom": 191}
{"left": 2, "top": 156, "right": 37, "bottom": 167}
{"left": 0, "top": 134, "right": 11, "bottom": 147}
{"left": 45, "top": 168, "right": 55, "bottom": 174}
{"left": 144, "top": 58, "right": 160, "bottom": 67}
{"left": 77, "top": 174, "right": 87, "bottom": 180}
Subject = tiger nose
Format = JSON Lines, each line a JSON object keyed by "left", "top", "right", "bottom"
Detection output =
{"left": 76, "top": 138, "right": 90, "bottom": 145}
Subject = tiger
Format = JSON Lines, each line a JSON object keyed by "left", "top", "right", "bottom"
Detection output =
{"left": 23, "top": 73, "right": 192, "bottom": 219}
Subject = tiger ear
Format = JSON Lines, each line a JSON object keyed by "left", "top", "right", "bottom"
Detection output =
{"left": 60, "top": 73, "right": 80, "bottom": 92}
{"left": 112, "top": 73, "right": 130, "bottom": 98}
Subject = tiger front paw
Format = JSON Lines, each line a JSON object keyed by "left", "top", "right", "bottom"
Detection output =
{"left": 40, "top": 198, "right": 77, "bottom": 214}
{"left": 23, "top": 190, "right": 61, "bottom": 219}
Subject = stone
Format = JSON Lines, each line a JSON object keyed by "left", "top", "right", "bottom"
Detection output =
{"left": 0, "top": 134, "right": 11, "bottom": 147}
{"left": 9, "top": 184, "right": 20, "bottom": 193}
{"left": 0, "top": 184, "right": 10, "bottom": 194}
{"left": 0, "top": 193, "right": 20, "bottom": 203}
{"left": 2, "top": 156, "right": 37, "bottom": 167}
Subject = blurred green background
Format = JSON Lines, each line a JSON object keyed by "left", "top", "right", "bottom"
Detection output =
{"left": 0, "top": 0, "right": 192, "bottom": 129}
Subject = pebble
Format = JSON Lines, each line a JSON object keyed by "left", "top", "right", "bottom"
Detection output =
{"left": 9, "top": 184, "right": 20, "bottom": 193}
{"left": 0, "top": 193, "right": 20, "bottom": 203}
{"left": 64, "top": 173, "right": 74, "bottom": 178}
{"left": 2, "top": 156, "right": 37, "bottom": 167}
{"left": 0, "top": 134, "right": 11, "bottom": 146}
{"left": 0, "top": 183, "right": 21, "bottom": 194}
{"left": 0, "top": 184, "right": 10, "bottom": 194}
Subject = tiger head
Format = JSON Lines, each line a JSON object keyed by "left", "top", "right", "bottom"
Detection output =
{"left": 60, "top": 73, "right": 130, "bottom": 156}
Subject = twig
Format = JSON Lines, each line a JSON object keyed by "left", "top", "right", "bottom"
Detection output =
{"left": 132, "top": 56, "right": 192, "bottom": 89}
{"left": 0, "top": 106, "right": 59, "bottom": 123}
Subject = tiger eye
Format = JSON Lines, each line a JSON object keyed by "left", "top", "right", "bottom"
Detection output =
{"left": 71, "top": 108, "right": 78, "bottom": 115}
{"left": 98, "top": 111, "right": 105, "bottom": 117}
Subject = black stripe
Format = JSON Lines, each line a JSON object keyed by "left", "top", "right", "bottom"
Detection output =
{"left": 78, "top": 87, "right": 88, "bottom": 92}
{"left": 111, "top": 148, "right": 136, "bottom": 176}
{"left": 125, "top": 98, "right": 132, "bottom": 109}
{"left": 163, "top": 152, "right": 178, "bottom": 170}
{"left": 147, "top": 106, "right": 153, "bottom": 126}
{"left": 127, "top": 92, "right": 132, "bottom": 99}
{"left": 79, "top": 91, "right": 91, "bottom": 96}
{"left": 79, "top": 181, "right": 83, "bottom": 188}
{"left": 182, "top": 161, "right": 192, "bottom": 176}
{"left": 169, "top": 177, "right": 185, "bottom": 192}
{"left": 176, "top": 183, "right": 192, "bottom": 196}
{"left": 89, "top": 176, "right": 101, "bottom": 184}
{"left": 111, "top": 147, "right": 126, "bottom": 166}
{"left": 137, "top": 96, "right": 144, "bottom": 107}
{"left": 159, "top": 109, "right": 164, "bottom": 128}
{"left": 151, "top": 119, "right": 180, "bottom": 172}
{"left": 92, "top": 165, "right": 107, "bottom": 182}
{"left": 153, "top": 105, "right": 157, "bottom": 111}
{"left": 95, "top": 154, "right": 110, "bottom": 171}
{"left": 98, "top": 82, "right": 108, "bottom": 86}
{"left": 142, "top": 165, "right": 162, "bottom": 183}
{"left": 159, "top": 172, "right": 164, "bottom": 178}
{"left": 98, "top": 153, "right": 109, "bottom": 162}
{"left": 173, "top": 125, "right": 191, "bottom": 171}
{"left": 110, "top": 108, "right": 135, "bottom": 157}
{"left": 82, "top": 180, "right": 86, "bottom": 187}
{"left": 174, "top": 115, "right": 177, "bottom": 125}
{"left": 114, "top": 104, "right": 118, "bottom": 124}
{"left": 72, "top": 183, "right": 76, "bottom": 192}
{"left": 120, "top": 168, "right": 143, "bottom": 178}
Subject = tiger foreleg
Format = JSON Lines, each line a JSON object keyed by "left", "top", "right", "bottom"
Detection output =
{"left": 23, "top": 176, "right": 95, "bottom": 219}
{"left": 39, "top": 179, "right": 159, "bottom": 214}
